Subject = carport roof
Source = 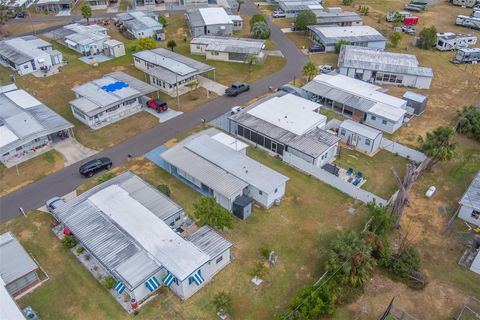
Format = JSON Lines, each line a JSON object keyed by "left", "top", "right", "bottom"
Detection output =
{"left": 307, "top": 25, "right": 386, "bottom": 45}
{"left": 0, "top": 232, "right": 38, "bottom": 284}
{"left": 459, "top": 172, "right": 480, "bottom": 210}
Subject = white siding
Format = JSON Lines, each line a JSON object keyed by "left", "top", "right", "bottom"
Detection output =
{"left": 458, "top": 205, "right": 480, "bottom": 227}
{"left": 365, "top": 113, "right": 403, "bottom": 134}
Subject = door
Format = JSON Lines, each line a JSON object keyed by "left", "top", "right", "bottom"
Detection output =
{"left": 53, "top": 55, "right": 60, "bottom": 64}
{"left": 351, "top": 134, "right": 358, "bottom": 146}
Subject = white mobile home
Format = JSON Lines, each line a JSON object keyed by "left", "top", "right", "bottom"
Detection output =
{"left": 190, "top": 36, "right": 266, "bottom": 63}
{"left": 84, "top": 0, "right": 107, "bottom": 9}
{"left": 229, "top": 94, "right": 341, "bottom": 168}
{"left": 338, "top": 120, "right": 383, "bottom": 154}
{"left": 338, "top": 45, "right": 433, "bottom": 89}
{"left": 133, "top": 48, "right": 215, "bottom": 97}
{"left": 315, "top": 7, "right": 363, "bottom": 26}
{"left": 0, "top": 36, "right": 63, "bottom": 76}
{"left": 452, "top": 0, "right": 476, "bottom": 7}
{"left": 307, "top": 25, "right": 386, "bottom": 52}
{"left": 458, "top": 172, "right": 480, "bottom": 227}
{"left": 35, "top": 0, "right": 73, "bottom": 12}
{"left": 161, "top": 128, "right": 289, "bottom": 212}
{"left": 69, "top": 72, "right": 157, "bottom": 129}
{"left": 52, "top": 171, "right": 233, "bottom": 302}
{"left": 436, "top": 32, "right": 477, "bottom": 50}
{"left": 1, "top": 0, "right": 34, "bottom": 9}
{"left": 116, "top": 11, "right": 165, "bottom": 40}
{"left": 454, "top": 47, "right": 480, "bottom": 63}
{"left": 186, "top": 8, "right": 242, "bottom": 37}
{"left": 277, "top": 0, "right": 323, "bottom": 18}
{"left": 303, "top": 74, "right": 407, "bottom": 134}
{"left": 0, "top": 85, "right": 73, "bottom": 167}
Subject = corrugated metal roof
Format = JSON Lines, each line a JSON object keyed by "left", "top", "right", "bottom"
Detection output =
{"left": 459, "top": 172, "right": 480, "bottom": 210}
{"left": 199, "top": 7, "right": 233, "bottom": 25}
{"left": 185, "top": 134, "right": 289, "bottom": 193}
{"left": 134, "top": 48, "right": 215, "bottom": 84}
{"left": 402, "top": 91, "right": 428, "bottom": 103}
{"left": 188, "top": 226, "right": 233, "bottom": 259}
{"left": 117, "top": 11, "right": 163, "bottom": 32}
{"left": 0, "top": 282, "right": 25, "bottom": 320}
{"left": 338, "top": 46, "right": 433, "bottom": 77}
{"left": 340, "top": 119, "right": 382, "bottom": 140}
{"left": 278, "top": 0, "right": 322, "bottom": 11}
{"left": 308, "top": 25, "right": 386, "bottom": 45}
{"left": 0, "top": 232, "right": 38, "bottom": 284}
{"left": 0, "top": 89, "right": 73, "bottom": 155}
{"left": 191, "top": 36, "right": 265, "bottom": 55}
{"left": 316, "top": 10, "right": 362, "bottom": 24}
{"left": 368, "top": 102, "right": 406, "bottom": 121}
{"left": 0, "top": 36, "right": 51, "bottom": 66}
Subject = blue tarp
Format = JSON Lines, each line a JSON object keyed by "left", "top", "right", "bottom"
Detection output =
{"left": 101, "top": 81, "right": 128, "bottom": 93}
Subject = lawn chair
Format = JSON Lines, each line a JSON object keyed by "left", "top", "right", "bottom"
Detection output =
{"left": 356, "top": 171, "right": 363, "bottom": 179}
{"left": 347, "top": 167, "right": 353, "bottom": 175}
{"left": 352, "top": 177, "right": 361, "bottom": 186}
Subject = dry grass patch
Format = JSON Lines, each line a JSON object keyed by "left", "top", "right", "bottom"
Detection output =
{"left": 0, "top": 20, "right": 69, "bottom": 38}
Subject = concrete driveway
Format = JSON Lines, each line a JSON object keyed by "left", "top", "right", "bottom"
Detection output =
{"left": 144, "top": 108, "right": 184, "bottom": 122}
{"left": 53, "top": 138, "right": 97, "bottom": 167}
{"left": 198, "top": 76, "right": 228, "bottom": 96}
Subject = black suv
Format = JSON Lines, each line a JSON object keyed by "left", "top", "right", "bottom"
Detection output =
{"left": 225, "top": 82, "right": 250, "bottom": 97}
{"left": 79, "top": 157, "right": 112, "bottom": 177}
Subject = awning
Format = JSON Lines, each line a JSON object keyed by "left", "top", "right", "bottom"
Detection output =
{"left": 163, "top": 273, "right": 175, "bottom": 287}
{"left": 190, "top": 270, "right": 205, "bottom": 286}
{"left": 145, "top": 276, "right": 161, "bottom": 292}
{"left": 114, "top": 281, "right": 125, "bottom": 294}
{"left": 64, "top": 39, "right": 77, "bottom": 46}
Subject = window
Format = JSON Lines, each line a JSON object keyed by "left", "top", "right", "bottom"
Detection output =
{"left": 175, "top": 216, "right": 181, "bottom": 221}
{"left": 472, "top": 210, "right": 480, "bottom": 220}
{"left": 259, "top": 190, "right": 263, "bottom": 195}
{"left": 371, "top": 116, "right": 376, "bottom": 120}
{"left": 211, "top": 51, "right": 219, "bottom": 56}
{"left": 16, "top": 146, "right": 22, "bottom": 151}
{"left": 274, "top": 188, "right": 278, "bottom": 193}
{"left": 382, "top": 120, "right": 387, "bottom": 125}
{"left": 216, "top": 256, "right": 223, "bottom": 264}
{"left": 24, "top": 65, "right": 29, "bottom": 69}
{"left": 340, "top": 129, "right": 346, "bottom": 135}
{"left": 106, "top": 105, "right": 120, "bottom": 113}
{"left": 365, "top": 139, "right": 371, "bottom": 146}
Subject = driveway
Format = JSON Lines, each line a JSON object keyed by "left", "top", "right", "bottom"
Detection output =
{"left": 144, "top": 108, "right": 184, "bottom": 122}
{"left": 197, "top": 76, "right": 228, "bottom": 96}
{"left": 53, "top": 138, "right": 97, "bottom": 167}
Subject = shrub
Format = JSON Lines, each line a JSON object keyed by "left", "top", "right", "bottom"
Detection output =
{"left": 335, "top": 40, "right": 352, "bottom": 53}
{"left": 415, "top": 26, "right": 437, "bottom": 50}
{"left": 250, "top": 261, "right": 267, "bottom": 279}
{"left": 213, "top": 291, "right": 233, "bottom": 316}
{"left": 193, "top": 197, "right": 233, "bottom": 230}
{"left": 167, "top": 40, "right": 177, "bottom": 51}
{"left": 97, "top": 172, "right": 116, "bottom": 183}
{"left": 61, "top": 235, "right": 77, "bottom": 249}
{"left": 388, "top": 247, "right": 421, "bottom": 278}
{"left": 456, "top": 105, "right": 480, "bottom": 141}
{"left": 76, "top": 246, "right": 85, "bottom": 255}
{"left": 260, "top": 247, "right": 271, "bottom": 259}
{"left": 103, "top": 276, "right": 116, "bottom": 289}
{"left": 250, "top": 14, "right": 266, "bottom": 30}
{"left": 137, "top": 37, "right": 157, "bottom": 50}
{"left": 366, "top": 203, "right": 394, "bottom": 237}
{"left": 294, "top": 9, "right": 316, "bottom": 31}
{"left": 389, "top": 31, "right": 403, "bottom": 48}
{"left": 288, "top": 282, "right": 339, "bottom": 318}
{"left": 342, "top": 0, "right": 353, "bottom": 5}
{"left": 158, "top": 15, "right": 168, "bottom": 27}
{"left": 157, "top": 184, "right": 171, "bottom": 197}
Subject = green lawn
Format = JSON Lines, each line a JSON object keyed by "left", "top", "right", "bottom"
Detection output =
{"left": 334, "top": 148, "right": 409, "bottom": 200}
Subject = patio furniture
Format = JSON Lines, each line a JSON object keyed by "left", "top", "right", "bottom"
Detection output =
{"left": 356, "top": 171, "right": 363, "bottom": 178}
{"left": 352, "top": 177, "right": 362, "bottom": 186}
{"left": 347, "top": 167, "right": 353, "bottom": 175}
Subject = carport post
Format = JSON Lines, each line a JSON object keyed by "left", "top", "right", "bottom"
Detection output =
{"left": 176, "top": 75, "right": 180, "bottom": 110}
{"left": 213, "top": 69, "right": 216, "bottom": 81}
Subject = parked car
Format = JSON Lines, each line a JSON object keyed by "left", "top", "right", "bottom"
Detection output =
{"left": 318, "top": 65, "right": 333, "bottom": 73}
{"left": 146, "top": 98, "right": 168, "bottom": 113}
{"left": 402, "top": 26, "right": 417, "bottom": 33}
{"left": 272, "top": 11, "right": 286, "bottom": 18}
{"left": 231, "top": 106, "right": 242, "bottom": 114}
{"left": 45, "top": 197, "right": 65, "bottom": 213}
{"left": 308, "top": 44, "right": 324, "bottom": 53}
{"left": 23, "top": 307, "right": 39, "bottom": 320}
{"left": 225, "top": 82, "right": 250, "bottom": 96}
{"left": 79, "top": 157, "right": 112, "bottom": 177}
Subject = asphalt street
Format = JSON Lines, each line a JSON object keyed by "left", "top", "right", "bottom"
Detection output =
{"left": 0, "top": 0, "right": 308, "bottom": 223}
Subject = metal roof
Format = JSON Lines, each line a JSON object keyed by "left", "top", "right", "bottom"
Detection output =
{"left": 0, "top": 88, "right": 73, "bottom": 155}
{"left": 0, "top": 282, "right": 25, "bottom": 320}
{"left": 70, "top": 71, "right": 157, "bottom": 116}
{"left": 53, "top": 172, "right": 213, "bottom": 283}
{"left": 188, "top": 226, "right": 233, "bottom": 259}
{"left": 0, "top": 232, "right": 38, "bottom": 284}
{"left": 459, "top": 172, "right": 480, "bottom": 210}
{"left": 340, "top": 119, "right": 382, "bottom": 140}
{"left": 191, "top": 36, "right": 265, "bottom": 54}
{"left": 437, "top": 32, "right": 477, "bottom": 41}
{"left": 55, "top": 23, "right": 110, "bottom": 46}
{"left": 278, "top": 0, "right": 322, "bottom": 11}
{"left": 117, "top": 11, "right": 163, "bottom": 32}
{"left": 368, "top": 102, "right": 406, "bottom": 122}
{"left": 133, "top": 48, "right": 215, "bottom": 84}
{"left": 0, "top": 36, "right": 52, "bottom": 66}
{"left": 308, "top": 25, "right": 386, "bottom": 45}
{"left": 402, "top": 91, "right": 428, "bottom": 103}
{"left": 315, "top": 10, "right": 362, "bottom": 24}
{"left": 199, "top": 7, "right": 233, "bottom": 25}
{"left": 338, "top": 45, "right": 433, "bottom": 77}
{"left": 184, "top": 133, "right": 289, "bottom": 193}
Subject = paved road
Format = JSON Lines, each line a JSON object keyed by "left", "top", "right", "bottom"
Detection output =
{"left": 0, "top": 1, "right": 308, "bottom": 223}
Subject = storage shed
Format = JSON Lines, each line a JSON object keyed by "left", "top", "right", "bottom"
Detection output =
{"left": 338, "top": 120, "right": 383, "bottom": 154}
{"left": 402, "top": 91, "right": 428, "bottom": 115}
{"left": 232, "top": 195, "right": 253, "bottom": 220}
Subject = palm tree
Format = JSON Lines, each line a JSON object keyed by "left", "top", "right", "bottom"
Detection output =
{"left": 245, "top": 54, "right": 259, "bottom": 72}
{"left": 418, "top": 126, "right": 457, "bottom": 171}
{"left": 251, "top": 21, "right": 270, "bottom": 39}
{"left": 302, "top": 61, "right": 317, "bottom": 81}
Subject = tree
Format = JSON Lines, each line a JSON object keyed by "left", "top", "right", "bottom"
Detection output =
{"left": 456, "top": 105, "right": 480, "bottom": 141}
{"left": 302, "top": 61, "right": 317, "bottom": 81}
{"left": 358, "top": 5, "right": 369, "bottom": 15}
{"left": 137, "top": 37, "right": 157, "bottom": 50}
{"left": 367, "top": 203, "right": 394, "bottom": 237}
{"left": 294, "top": 9, "right": 316, "bottom": 31}
{"left": 415, "top": 25, "right": 437, "bottom": 50}
{"left": 418, "top": 126, "right": 457, "bottom": 171}
{"left": 334, "top": 40, "right": 352, "bottom": 53}
{"left": 237, "top": 0, "right": 244, "bottom": 13}
{"left": 250, "top": 14, "right": 266, "bottom": 30}
{"left": 251, "top": 21, "right": 270, "bottom": 39}
{"left": 80, "top": 4, "right": 92, "bottom": 24}
{"left": 245, "top": 54, "right": 259, "bottom": 72}
{"left": 287, "top": 282, "right": 338, "bottom": 319}
{"left": 213, "top": 292, "right": 233, "bottom": 317}
{"left": 326, "top": 232, "right": 375, "bottom": 288}
{"left": 193, "top": 196, "right": 233, "bottom": 229}
{"left": 167, "top": 39, "right": 177, "bottom": 51}
{"left": 388, "top": 246, "right": 421, "bottom": 278}
{"left": 389, "top": 31, "right": 403, "bottom": 48}
{"left": 158, "top": 15, "right": 168, "bottom": 27}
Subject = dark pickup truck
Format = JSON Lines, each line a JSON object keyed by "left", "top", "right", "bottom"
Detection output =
{"left": 79, "top": 157, "right": 112, "bottom": 177}
{"left": 225, "top": 82, "right": 250, "bottom": 97}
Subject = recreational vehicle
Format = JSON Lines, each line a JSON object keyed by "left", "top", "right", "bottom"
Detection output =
{"left": 454, "top": 48, "right": 480, "bottom": 63}
{"left": 436, "top": 32, "right": 477, "bottom": 50}
{"left": 456, "top": 15, "right": 480, "bottom": 30}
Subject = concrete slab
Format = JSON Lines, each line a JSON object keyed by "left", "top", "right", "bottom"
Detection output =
{"left": 198, "top": 75, "right": 228, "bottom": 96}
{"left": 265, "top": 50, "right": 284, "bottom": 57}
{"left": 53, "top": 138, "right": 97, "bottom": 167}
{"left": 56, "top": 10, "right": 71, "bottom": 16}
{"left": 281, "top": 28, "right": 292, "bottom": 33}
{"left": 144, "top": 108, "right": 183, "bottom": 123}
{"left": 37, "top": 190, "right": 77, "bottom": 212}
{"left": 79, "top": 54, "right": 113, "bottom": 65}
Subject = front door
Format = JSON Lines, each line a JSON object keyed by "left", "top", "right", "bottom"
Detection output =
{"left": 351, "top": 134, "right": 358, "bottom": 146}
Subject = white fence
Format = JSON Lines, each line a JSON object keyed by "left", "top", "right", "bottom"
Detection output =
{"left": 283, "top": 152, "right": 388, "bottom": 205}
{"left": 380, "top": 138, "right": 427, "bottom": 163}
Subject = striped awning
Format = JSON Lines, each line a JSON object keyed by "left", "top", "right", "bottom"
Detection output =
{"left": 114, "top": 281, "right": 125, "bottom": 294}
{"left": 163, "top": 273, "right": 175, "bottom": 287}
{"left": 145, "top": 276, "right": 161, "bottom": 292}
{"left": 190, "top": 271, "right": 205, "bottom": 286}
